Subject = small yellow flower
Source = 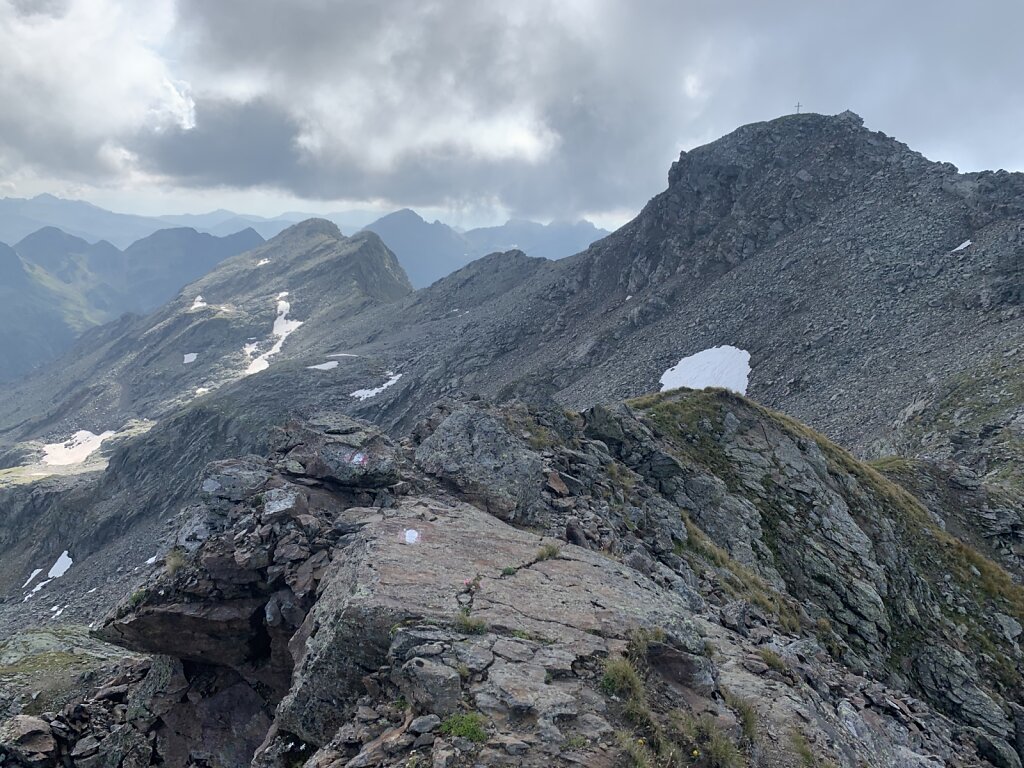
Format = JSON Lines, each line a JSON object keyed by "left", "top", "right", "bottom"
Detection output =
{"left": 637, "top": 737, "right": 646, "bottom": 745}
{"left": 692, "top": 748, "right": 701, "bottom": 757}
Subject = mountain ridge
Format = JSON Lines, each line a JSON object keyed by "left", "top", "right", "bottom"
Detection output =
{"left": 2, "top": 110, "right": 1024, "bottom": 768}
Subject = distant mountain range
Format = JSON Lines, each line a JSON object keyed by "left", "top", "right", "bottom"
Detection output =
{"left": 0, "top": 226, "right": 264, "bottom": 382}
{"left": 0, "top": 195, "right": 608, "bottom": 286}
{"left": 363, "top": 209, "right": 608, "bottom": 287}
{"left": 0, "top": 197, "right": 607, "bottom": 379}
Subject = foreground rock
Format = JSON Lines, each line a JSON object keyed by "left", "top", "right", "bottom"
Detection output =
{"left": 4, "top": 396, "right": 1024, "bottom": 767}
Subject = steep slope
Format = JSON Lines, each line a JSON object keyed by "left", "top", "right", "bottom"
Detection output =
{"left": 0, "top": 244, "right": 78, "bottom": 381}
{"left": 119, "top": 226, "right": 265, "bottom": 312}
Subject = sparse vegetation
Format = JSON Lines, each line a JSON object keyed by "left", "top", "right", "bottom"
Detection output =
{"left": 789, "top": 728, "right": 833, "bottom": 767}
{"left": 722, "top": 689, "right": 758, "bottom": 744}
{"left": 536, "top": 542, "right": 561, "bottom": 561}
{"left": 501, "top": 566, "right": 517, "bottom": 576}
{"left": 600, "top": 656, "right": 644, "bottom": 699}
{"left": 165, "top": 547, "right": 186, "bottom": 575}
{"left": 439, "top": 712, "right": 488, "bottom": 742}
{"left": 680, "top": 515, "right": 800, "bottom": 632}
{"left": 453, "top": 609, "right": 487, "bottom": 635}
{"left": 563, "top": 734, "right": 588, "bottom": 751}
{"left": 670, "top": 711, "right": 746, "bottom": 768}
{"left": 617, "top": 731, "right": 656, "bottom": 768}
{"left": 757, "top": 648, "right": 787, "bottom": 672}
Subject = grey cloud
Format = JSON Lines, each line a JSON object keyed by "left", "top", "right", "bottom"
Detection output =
{"left": 4, "top": 0, "right": 1024, "bottom": 217}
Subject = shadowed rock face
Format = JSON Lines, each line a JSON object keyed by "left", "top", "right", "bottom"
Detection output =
{"left": 5, "top": 394, "right": 1024, "bottom": 767}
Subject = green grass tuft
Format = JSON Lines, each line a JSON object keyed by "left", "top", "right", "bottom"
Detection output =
{"left": 439, "top": 713, "right": 488, "bottom": 742}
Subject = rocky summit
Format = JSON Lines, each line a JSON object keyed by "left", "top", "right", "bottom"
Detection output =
{"left": 1, "top": 112, "right": 1024, "bottom": 768}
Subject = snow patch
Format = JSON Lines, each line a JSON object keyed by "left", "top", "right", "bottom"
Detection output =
{"left": 190, "top": 296, "right": 208, "bottom": 311}
{"left": 350, "top": 372, "right": 403, "bottom": 400}
{"left": 244, "top": 296, "right": 304, "bottom": 375}
{"left": 308, "top": 361, "right": 339, "bottom": 371}
{"left": 48, "top": 550, "right": 73, "bottom": 579}
{"left": 42, "top": 430, "right": 115, "bottom": 466}
{"left": 24, "top": 580, "right": 51, "bottom": 600}
{"left": 660, "top": 345, "right": 751, "bottom": 395}
{"left": 257, "top": 258, "right": 270, "bottom": 266}
{"left": 22, "top": 569, "right": 42, "bottom": 589}
{"left": 327, "top": 353, "right": 358, "bottom": 358}
{"left": 145, "top": 554, "right": 159, "bottom": 565}
{"left": 23, "top": 550, "right": 73, "bottom": 601}
{"left": 404, "top": 529, "right": 420, "bottom": 545}
{"left": 195, "top": 387, "right": 211, "bottom": 396}
{"left": 952, "top": 239, "right": 972, "bottom": 252}
{"left": 183, "top": 353, "right": 197, "bottom": 364}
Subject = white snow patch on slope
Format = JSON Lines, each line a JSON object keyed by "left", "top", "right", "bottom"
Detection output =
{"left": 244, "top": 296, "right": 304, "bottom": 375}
{"left": 952, "top": 239, "right": 972, "bottom": 252}
{"left": 48, "top": 550, "right": 73, "bottom": 578}
{"left": 183, "top": 353, "right": 198, "bottom": 364}
{"left": 195, "top": 387, "right": 211, "bottom": 396}
{"left": 42, "top": 430, "right": 116, "bottom": 466}
{"left": 24, "top": 551, "right": 73, "bottom": 601}
{"left": 308, "top": 361, "right": 339, "bottom": 371}
{"left": 190, "top": 296, "right": 208, "bottom": 311}
{"left": 24, "top": 580, "right": 50, "bottom": 600}
{"left": 660, "top": 345, "right": 751, "bottom": 395}
{"left": 328, "top": 353, "right": 359, "bottom": 358}
{"left": 257, "top": 258, "right": 270, "bottom": 266}
{"left": 350, "top": 372, "right": 402, "bottom": 400}
{"left": 22, "top": 569, "right": 43, "bottom": 589}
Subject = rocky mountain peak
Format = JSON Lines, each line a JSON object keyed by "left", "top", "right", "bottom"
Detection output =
{"left": 272, "top": 217, "right": 344, "bottom": 243}
{"left": 14, "top": 226, "right": 92, "bottom": 253}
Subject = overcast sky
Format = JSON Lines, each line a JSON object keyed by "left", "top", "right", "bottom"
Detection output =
{"left": 1, "top": 0, "right": 1021, "bottom": 228}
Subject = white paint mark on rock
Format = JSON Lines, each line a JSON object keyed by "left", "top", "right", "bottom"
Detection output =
{"left": 660, "top": 345, "right": 751, "bottom": 395}
{"left": 404, "top": 529, "right": 420, "bottom": 544}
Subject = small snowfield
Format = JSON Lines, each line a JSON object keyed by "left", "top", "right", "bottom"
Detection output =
{"left": 660, "top": 345, "right": 751, "bottom": 395}
{"left": 42, "top": 430, "right": 116, "bottom": 466}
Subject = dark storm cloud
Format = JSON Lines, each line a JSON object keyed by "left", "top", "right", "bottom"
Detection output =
{"left": 132, "top": 98, "right": 303, "bottom": 188}
{"left": 2, "top": 0, "right": 1023, "bottom": 217}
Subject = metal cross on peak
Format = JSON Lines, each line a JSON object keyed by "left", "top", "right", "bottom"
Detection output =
{"left": 794, "top": 102, "right": 803, "bottom": 114}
